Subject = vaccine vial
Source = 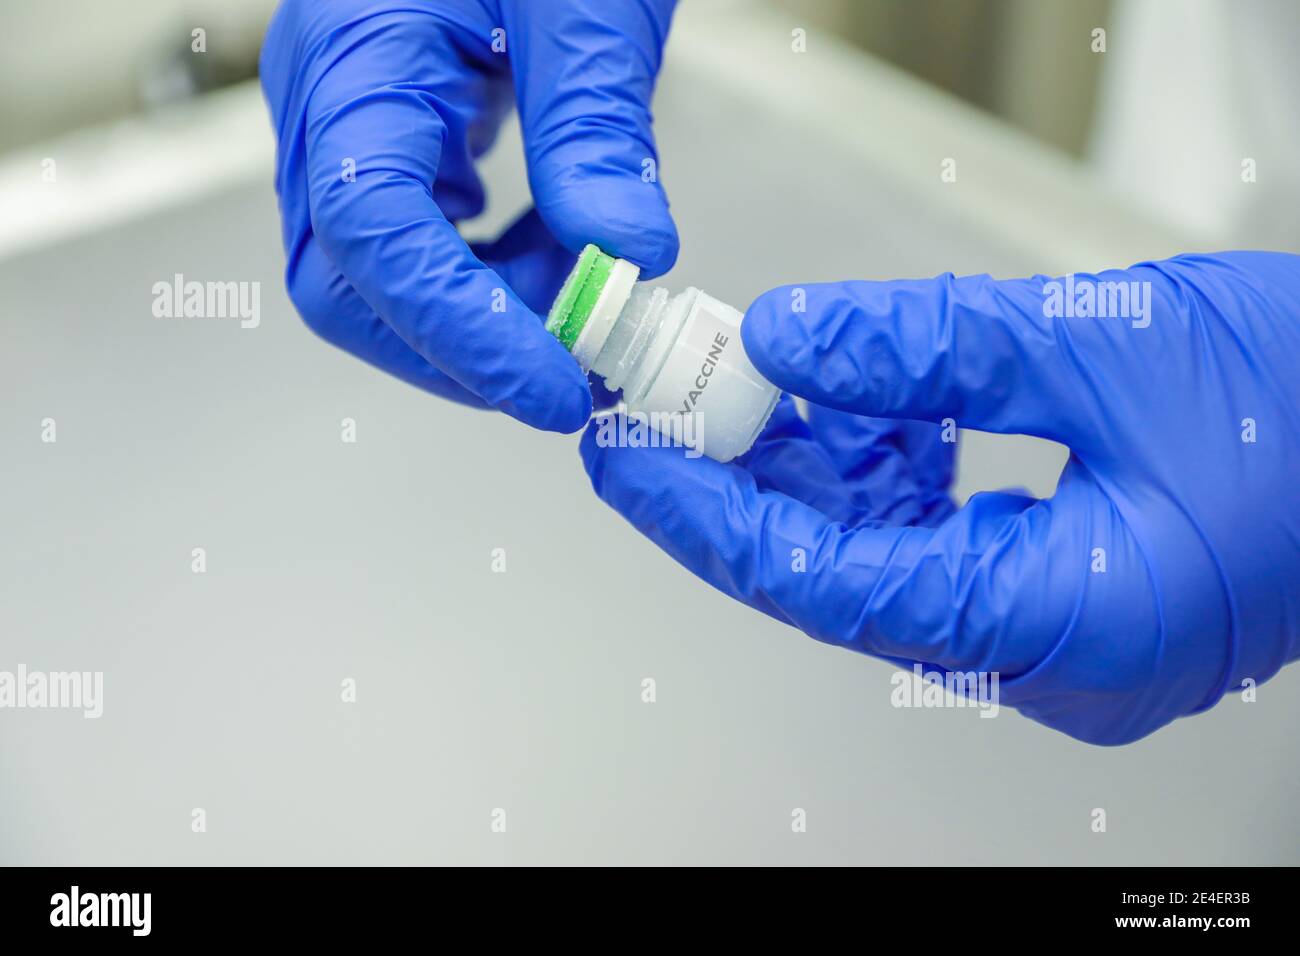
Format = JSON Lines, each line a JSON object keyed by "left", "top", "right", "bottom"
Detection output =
{"left": 546, "top": 245, "right": 779, "bottom": 462}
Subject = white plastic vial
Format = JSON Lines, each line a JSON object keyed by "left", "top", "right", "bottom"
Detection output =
{"left": 546, "top": 245, "right": 779, "bottom": 462}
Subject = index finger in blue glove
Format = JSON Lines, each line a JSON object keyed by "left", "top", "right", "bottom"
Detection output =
{"left": 289, "top": 231, "right": 490, "bottom": 408}
{"left": 303, "top": 12, "right": 591, "bottom": 433}
{"left": 741, "top": 274, "right": 1099, "bottom": 445}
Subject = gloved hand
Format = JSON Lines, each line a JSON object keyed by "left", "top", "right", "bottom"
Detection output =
{"left": 581, "top": 252, "right": 1300, "bottom": 744}
{"left": 260, "top": 0, "right": 679, "bottom": 431}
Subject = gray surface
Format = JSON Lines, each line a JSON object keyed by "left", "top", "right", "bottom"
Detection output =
{"left": 2, "top": 66, "right": 1297, "bottom": 865}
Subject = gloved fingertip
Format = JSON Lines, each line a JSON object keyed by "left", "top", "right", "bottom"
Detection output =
{"left": 578, "top": 417, "right": 603, "bottom": 471}
{"left": 551, "top": 382, "right": 595, "bottom": 434}
{"left": 579, "top": 415, "right": 620, "bottom": 491}
{"left": 588, "top": 373, "right": 622, "bottom": 413}
{"left": 503, "top": 360, "right": 592, "bottom": 434}
{"left": 610, "top": 212, "right": 680, "bottom": 280}
{"left": 740, "top": 286, "right": 811, "bottom": 388}
{"left": 740, "top": 287, "right": 782, "bottom": 343}
{"left": 535, "top": 175, "right": 680, "bottom": 280}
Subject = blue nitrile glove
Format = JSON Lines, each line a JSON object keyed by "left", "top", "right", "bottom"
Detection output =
{"left": 581, "top": 252, "right": 1300, "bottom": 745}
{"left": 260, "top": 0, "right": 679, "bottom": 431}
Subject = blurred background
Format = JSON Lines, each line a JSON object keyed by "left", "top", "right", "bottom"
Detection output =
{"left": 2, "top": 0, "right": 1297, "bottom": 865}
{"left": 4, "top": 0, "right": 1298, "bottom": 250}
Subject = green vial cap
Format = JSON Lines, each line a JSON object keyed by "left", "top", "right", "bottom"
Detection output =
{"left": 545, "top": 244, "right": 615, "bottom": 351}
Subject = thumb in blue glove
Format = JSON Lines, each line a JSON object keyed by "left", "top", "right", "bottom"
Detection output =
{"left": 581, "top": 252, "right": 1300, "bottom": 744}
{"left": 261, "top": 0, "right": 679, "bottom": 432}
